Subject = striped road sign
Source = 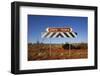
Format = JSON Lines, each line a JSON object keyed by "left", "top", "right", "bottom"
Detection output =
{"left": 41, "top": 32, "right": 77, "bottom": 38}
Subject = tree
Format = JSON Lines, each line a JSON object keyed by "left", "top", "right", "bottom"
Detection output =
{"left": 62, "top": 42, "right": 70, "bottom": 49}
{"left": 36, "top": 40, "right": 40, "bottom": 44}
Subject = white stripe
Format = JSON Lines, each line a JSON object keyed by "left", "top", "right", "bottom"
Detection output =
{"left": 41, "top": 32, "right": 48, "bottom": 38}
{"left": 66, "top": 32, "right": 73, "bottom": 38}
{"left": 71, "top": 32, "right": 77, "bottom": 37}
{"left": 52, "top": 32, "right": 59, "bottom": 38}
{"left": 46, "top": 32, "right": 54, "bottom": 38}
{"left": 60, "top": 32, "right": 67, "bottom": 38}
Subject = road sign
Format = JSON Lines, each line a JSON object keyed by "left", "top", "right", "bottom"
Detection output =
{"left": 46, "top": 27, "right": 72, "bottom": 32}
{"left": 42, "top": 32, "right": 77, "bottom": 38}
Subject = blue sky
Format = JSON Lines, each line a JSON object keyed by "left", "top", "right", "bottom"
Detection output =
{"left": 28, "top": 15, "right": 88, "bottom": 44}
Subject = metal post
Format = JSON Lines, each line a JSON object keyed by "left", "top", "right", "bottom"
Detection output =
{"left": 69, "top": 41, "right": 71, "bottom": 58}
{"left": 49, "top": 39, "right": 51, "bottom": 57}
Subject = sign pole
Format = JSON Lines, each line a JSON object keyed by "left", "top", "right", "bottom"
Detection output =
{"left": 42, "top": 28, "right": 77, "bottom": 59}
{"left": 49, "top": 39, "right": 51, "bottom": 57}
{"left": 69, "top": 40, "right": 71, "bottom": 58}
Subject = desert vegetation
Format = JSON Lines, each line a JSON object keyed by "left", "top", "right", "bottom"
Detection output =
{"left": 28, "top": 42, "right": 88, "bottom": 61}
